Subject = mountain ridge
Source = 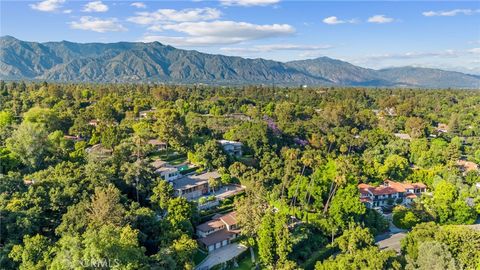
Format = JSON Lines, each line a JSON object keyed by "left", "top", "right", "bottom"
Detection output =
{"left": 1, "top": 36, "right": 479, "bottom": 88}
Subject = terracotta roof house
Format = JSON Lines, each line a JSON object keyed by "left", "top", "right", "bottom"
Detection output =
{"left": 359, "top": 180, "right": 427, "bottom": 208}
{"left": 196, "top": 211, "right": 240, "bottom": 252}
{"left": 456, "top": 160, "right": 478, "bottom": 174}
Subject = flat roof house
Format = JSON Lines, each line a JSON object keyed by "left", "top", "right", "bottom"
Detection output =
{"left": 218, "top": 140, "right": 243, "bottom": 157}
{"left": 173, "top": 171, "right": 221, "bottom": 200}
{"left": 359, "top": 180, "right": 427, "bottom": 208}
{"left": 196, "top": 211, "right": 240, "bottom": 252}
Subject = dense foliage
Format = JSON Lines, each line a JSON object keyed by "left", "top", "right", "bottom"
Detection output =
{"left": 0, "top": 81, "right": 479, "bottom": 269}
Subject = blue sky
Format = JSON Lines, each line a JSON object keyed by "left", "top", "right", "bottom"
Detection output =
{"left": 1, "top": 0, "right": 479, "bottom": 73}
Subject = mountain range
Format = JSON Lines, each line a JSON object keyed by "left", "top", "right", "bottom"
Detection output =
{"left": 1, "top": 36, "right": 479, "bottom": 88}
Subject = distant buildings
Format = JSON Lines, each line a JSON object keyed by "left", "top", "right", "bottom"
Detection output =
{"left": 218, "top": 140, "right": 243, "bottom": 157}
{"left": 436, "top": 123, "right": 449, "bottom": 133}
{"left": 456, "top": 159, "right": 478, "bottom": 175}
{"left": 359, "top": 180, "right": 427, "bottom": 208}
{"left": 85, "top": 144, "right": 113, "bottom": 157}
{"left": 394, "top": 133, "right": 412, "bottom": 140}
{"left": 196, "top": 211, "right": 240, "bottom": 252}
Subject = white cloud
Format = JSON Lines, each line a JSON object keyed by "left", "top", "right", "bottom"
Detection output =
{"left": 63, "top": 9, "right": 72, "bottom": 14}
{"left": 322, "top": 16, "right": 357, "bottom": 25}
{"left": 70, "top": 16, "right": 127, "bottom": 32}
{"left": 367, "top": 15, "right": 394, "bottom": 24}
{"left": 422, "top": 9, "right": 479, "bottom": 17}
{"left": 361, "top": 50, "right": 460, "bottom": 61}
{"left": 83, "top": 1, "right": 109, "bottom": 12}
{"left": 140, "top": 21, "right": 294, "bottom": 46}
{"left": 220, "top": 0, "right": 280, "bottom": 6}
{"left": 128, "top": 8, "right": 221, "bottom": 25}
{"left": 131, "top": 2, "right": 146, "bottom": 9}
{"left": 468, "top": 48, "right": 480, "bottom": 54}
{"left": 30, "top": 0, "right": 65, "bottom": 12}
{"left": 221, "top": 44, "right": 332, "bottom": 54}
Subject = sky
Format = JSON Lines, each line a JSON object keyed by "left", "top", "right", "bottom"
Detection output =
{"left": 1, "top": 0, "right": 479, "bottom": 74}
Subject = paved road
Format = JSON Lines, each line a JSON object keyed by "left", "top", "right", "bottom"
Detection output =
{"left": 195, "top": 243, "right": 248, "bottom": 270}
{"left": 375, "top": 218, "right": 479, "bottom": 253}
{"left": 375, "top": 232, "right": 407, "bottom": 253}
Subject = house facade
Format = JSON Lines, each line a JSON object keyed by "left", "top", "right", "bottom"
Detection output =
{"left": 359, "top": 180, "right": 427, "bottom": 208}
{"left": 148, "top": 139, "right": 167, "bottom": 151}
{"left": 218, "top": 140, "right": 243, "bottom": 157}
{"left": 196, "top": 211, "right": 240, "bottom": 252}
{"left": 173, "top": 171, "right": 220, "bottom": 200}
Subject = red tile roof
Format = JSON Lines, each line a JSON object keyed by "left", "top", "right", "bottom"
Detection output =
{"left": 358, "top": 180, "right": 426, "bottom": 196}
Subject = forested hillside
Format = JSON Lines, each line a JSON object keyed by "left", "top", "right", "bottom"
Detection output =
{"left": 0, "top": 82, "right": 479, "bottom": 269}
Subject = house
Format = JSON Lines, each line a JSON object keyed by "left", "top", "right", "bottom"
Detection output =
{"left": 156, "top": 166, "right": 180, "bottom": 182}
{"left": 359, "top": 180, "right": 427, "bottom": 208}
{"left": 218, "top": 140, "right": 243, "bottom": 157}
{"left": 456, "top": 159, "right": 478, "bottom": 175}
{"left": 436, "top": 123, "right": 449, "bottom": 133}
{"left": 173, "top": 171, "right": 221, "bottom": 200}
{"left": 139, "top": 109, "right": 156, "bottom": 119}
{"left": 150, "top": 159, "right": 181, "bottom": 182}
{"left": 88, "top": 119, "right": 100, "bottom": 127}
{"left": 196, "top": 211, "right": 240, "bottom": 252}
{"left": 148, "top": 139, "right": 167, "bottom": 151}
{"left": 394, "top": 133, "right": 412, "bottom": 140}
{"left": 85, "top": 144, "right": 113, "bottom": 157}
{"left": 64, "top": 135, "right": 83, "bottom": 142}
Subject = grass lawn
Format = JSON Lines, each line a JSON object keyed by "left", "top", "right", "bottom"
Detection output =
{"left": 225, "top": 246, "right": 260, "bottom": 270}
{"left": 230, "top": 256, "right": 254, "bottom": 270}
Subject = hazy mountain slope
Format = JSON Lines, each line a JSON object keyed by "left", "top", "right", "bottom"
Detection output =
{"left": 285, "top": 57, "right": 390, "bottom": 86}
{"left": 1, "top": 36, "right": 479, "bottom": 88}
{"left": 377, "top": 67, "right": 480, "bottom": 89}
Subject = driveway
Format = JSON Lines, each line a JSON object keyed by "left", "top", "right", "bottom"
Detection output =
{"left": 375, "top": 232, "right": 407, "bottom": 253}
{"left": 375, "top": 213, "right": 407, "bottom": 253}
{"left": 195, "top": 243, "right": 248, "bottom": 270}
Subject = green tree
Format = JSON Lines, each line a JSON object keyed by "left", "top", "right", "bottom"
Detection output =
{"left": 153, "top": 109, "right": 188, "bottom": 150}
{"left": 258, "top": 211, "right": 276, "bottom": 267}
{"left": 334, "top": 224, "right": 374, "bottom": 254}
{"left": 405, "top": 117, "right": 428, "bottom": 139}
{"left": 172, "top": 234, "right": 197, "bottom": 270}
{"left": 6, "top": 122, "right": 50, "bottom": 171}
{"left": 88, "top": 185, "right": 127, "bottom": 229}
{"left": 9, "top": 234, "right": 53, "bottom": 270}
{"left": 379, "top": 154, "right": 410, "bottom": 180}
{"left": 0, "top": 110, "right": 14, "bottom": 128}
{"left": 150, "top": 179, "right": 174, "bottom": 211}
{"left": 406, "top": 241, "right": 457, "bottom": 270}
{"left": 328, "top": 185, "right": 366, "bottom": 230}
